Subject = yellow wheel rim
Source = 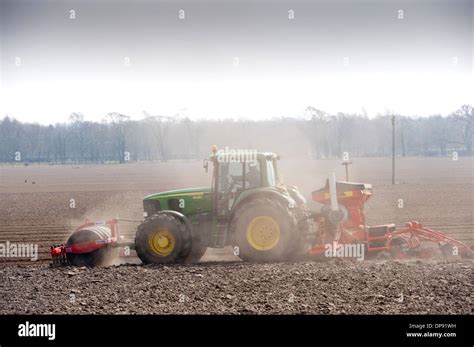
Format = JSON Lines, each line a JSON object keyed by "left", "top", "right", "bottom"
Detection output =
{"left": 148, "top": 229, "right": 176, "bottom": 256}
{"left": 246, "top": 216, "right": 280, "bottom": 251}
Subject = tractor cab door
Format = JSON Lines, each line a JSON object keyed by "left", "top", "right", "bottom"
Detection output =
{"left": 211, "top": 160, "right": 261, "bottom": 246}
{"left": 215, "top": 162, "right": 244, "bottom": 217}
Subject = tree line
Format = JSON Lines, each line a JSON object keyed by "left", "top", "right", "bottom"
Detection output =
{"left": 0, "top": 105, "right": 472, "bottom": 163}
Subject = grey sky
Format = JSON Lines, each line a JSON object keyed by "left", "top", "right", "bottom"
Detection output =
{"left": 0, "top": 0, "right": 472, "bottom": 124}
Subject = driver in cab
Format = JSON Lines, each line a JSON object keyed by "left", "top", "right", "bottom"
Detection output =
{"left": 245, "top": 163, "right": 260, "bottom": 188}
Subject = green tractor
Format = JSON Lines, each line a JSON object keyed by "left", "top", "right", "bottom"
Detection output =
{"left": 135, "top": 147, "right": 314, "bottom": 264}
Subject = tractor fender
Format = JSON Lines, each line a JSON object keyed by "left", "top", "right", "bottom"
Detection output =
{"left": 286, "top": 186, "right": 307, "bottom": 207}
{"left": 154, "top": 210, "right": 193, "bottom": 233}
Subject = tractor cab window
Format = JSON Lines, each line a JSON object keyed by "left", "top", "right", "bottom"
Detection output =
{"left": 217, "top": 162, "right": 242, "bottom": 212}
{"left": 244, "top": 162, "right": 261, "bottom": 188}
{"left": 221, "top": 162, "right": 245, "bottom": 192}
{"left": 266, "top": 159, "right": 276, "bottom": 186}
{"left": 216, "top": 161, "right": 262, "bottom": 212}
{"left": 272, "top": 159, "right": 281, "bottom": 184}
{"left": 218, "top": 161, "right": 261, "bottom": 193}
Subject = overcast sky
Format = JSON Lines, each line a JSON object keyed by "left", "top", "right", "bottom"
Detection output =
{"left": 0, "top": 0, "right": 472, "bottom": 124}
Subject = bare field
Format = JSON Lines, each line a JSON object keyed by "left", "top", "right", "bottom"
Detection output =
{"left": 0, "top": 157, "right": 472, "bottom": 314}
{"left": 0, "top": 260, "right": 472, "bottom": 314}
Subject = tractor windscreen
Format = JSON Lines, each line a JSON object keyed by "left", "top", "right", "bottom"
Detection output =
{"left": 217, "top": 161, "right": 261, "bottom": 192}
{"left": 266, "top": 160, "right": 276, "bottom": 186}
{"left": 267, "top": 158, "right": 280, "bottom": 186}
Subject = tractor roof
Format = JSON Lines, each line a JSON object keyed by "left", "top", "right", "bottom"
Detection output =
{"left": 260, "top": 152, "right": 279, "bottom": 159}
{"left": 210, "top": 149, "right": 278, "bottom": 162}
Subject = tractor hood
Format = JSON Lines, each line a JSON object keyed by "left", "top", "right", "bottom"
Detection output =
{"left": 143, "top": 187, "right": 212, "bottom": 217}
{"left": 144, "top": 187, "right": 211, "bottom": 201}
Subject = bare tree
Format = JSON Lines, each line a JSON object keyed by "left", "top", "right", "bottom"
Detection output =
{"left": 181, "top": 117, "right": 200, "bottom": 159}
{"left": 1, "top": 105, "right": 472, "bottom": 163}
{"left": 143, "top": 112, "right": 176, "bottom": 161}
{"left": 69, "top": 112, "right": 87, "bottom": 162}
{"left": 106, "top": 112, "right": 130, "bottom": 163}
{"left": 305, "top": 106, "right": 330, "bottom": 158}
{"left": 54, "top": 126, "right": 67, "bottom": 163}
{"left": 452, "top": 104, "right": 473, "bottom": 156}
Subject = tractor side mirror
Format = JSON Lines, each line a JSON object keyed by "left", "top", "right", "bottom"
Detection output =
{"left": 203, "top": 159, "right": 209, "bottom": 173}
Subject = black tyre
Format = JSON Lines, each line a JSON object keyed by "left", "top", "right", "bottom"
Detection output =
{"left": 66, "top": 226, "right": 114, "bottom": 267}
{"left": 439, "top": 243, "right": 472, "bottom": 259}
{"left": 135, "top": 213, "right": 192, "bottom": 264}
{"left": 186, "top": 243, "right": 208, "bottom": 263}
{"left": 186, "top": 214, "right": 210, "bottom": 263}
{"left": 292, "top": 203, "right": 313, "bottom": 259}
{"left": 232, "top": 198, "right": 299, "bottom": 262}
{"left": 440, "top": 243, "right": 455, "bottom": 258}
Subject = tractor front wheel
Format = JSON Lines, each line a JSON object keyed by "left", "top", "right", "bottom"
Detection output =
{"left": 185, "top": 225, "right": 208, "bottom": 263}
{"left": 135, "top": 213, "right": 192, "bottom": 264}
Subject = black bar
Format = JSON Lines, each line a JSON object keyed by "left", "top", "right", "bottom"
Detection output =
{"left": 0, "top": 314, "right": 472, "bottom": 346}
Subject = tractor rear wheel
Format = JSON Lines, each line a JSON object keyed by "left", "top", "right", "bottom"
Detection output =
{"left": 135, "top": 213, "right": 192, "bottom": 264}
{"left": 232, "top": 198, "right": 300, "bottom": 262}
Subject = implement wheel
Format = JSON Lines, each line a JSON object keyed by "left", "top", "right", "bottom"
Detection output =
{"left": 135, "top": 213, "right": 192, "bottom": 264}
{"left": 66, "top": 226, "right": 115, "bottom": 266}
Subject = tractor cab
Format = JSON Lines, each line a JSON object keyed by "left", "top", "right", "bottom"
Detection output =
{"left": 210, "top": 150, "right": 280, "bottom": 211}
{"left": 208, "top": 147, "right": 282, "bottom": 246}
